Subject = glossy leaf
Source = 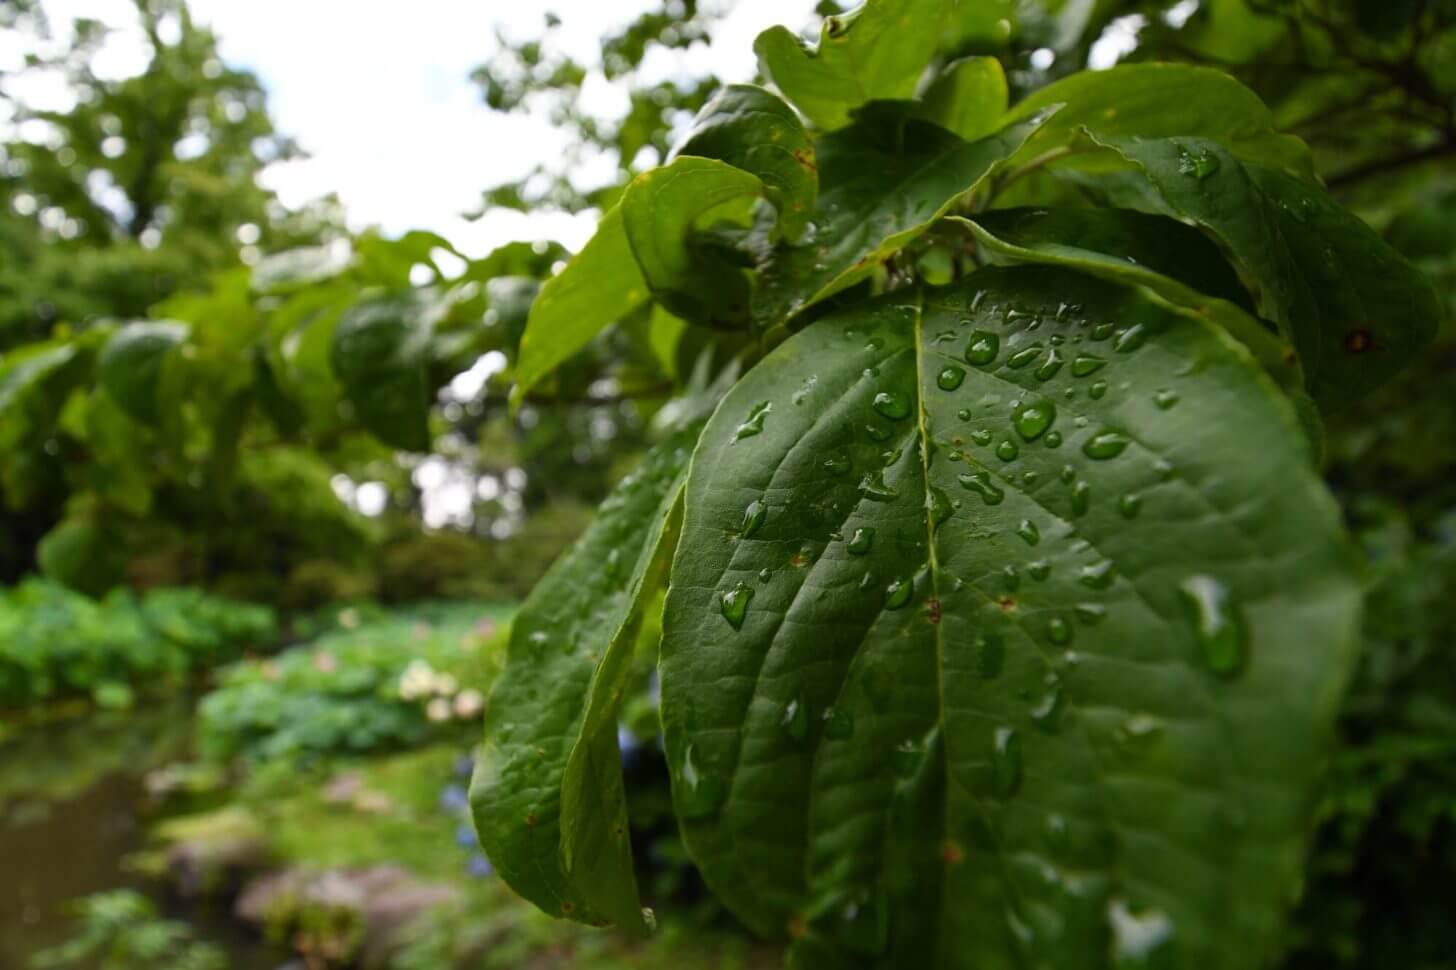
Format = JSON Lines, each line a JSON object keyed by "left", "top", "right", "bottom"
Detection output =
{"left": 960, "top": 209, "right": 1303, "bottom": 394}
{"left": 98, "top": 321, "right": 189, "bottom": 427}
{"left": 471, "top": 421, "right": 703, "bottom": 933}
{"left": 754, "top": 110, "right": 1050, "bottom": 329}
{"left": 659, "top": 267, "right": 1360, "bottom": 967}
{"left": 1088, "top": 135, "right": 1441, "bottom": 407}
{"left": 621, "top": 156, "right": 763, "bottom": 328}
{"left": 915, "top": 57, "right": 1008, "bottom": 142}
{"left": 675, "top": 84, "right": 818, "bottom": 242}
{"left": 330, "top": 294, "right": 433, "bottom": 451}
{"left": 513, "top": 205, "right": 649, "bottom": 406}
{"left": 1006, "top": 64, "right": 1314, "bottom": 177}
{"left": 754, "top": 0, "right": 949, "bottom": 130}
{"left": 251, "top": 242, "right": 353, "bottom": 292}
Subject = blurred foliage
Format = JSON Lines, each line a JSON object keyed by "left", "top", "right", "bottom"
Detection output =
{"left": 31, "top": 890, "right": 224, "bottom": 970}
{"left": 196, "top": 604, "right": 509, "bottom": 765}
{"left": 0, "top": 578, "right": 275, "bottom": 708}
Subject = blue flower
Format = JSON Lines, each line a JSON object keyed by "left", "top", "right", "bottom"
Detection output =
{"left": 439, "top": 784, "right": 469, "bottom": 814}
{"left": 467, "top": 853, "right": 494, "bottom": 879}
{"left": 455, "top": 823, "right": 478, "bottom": 848}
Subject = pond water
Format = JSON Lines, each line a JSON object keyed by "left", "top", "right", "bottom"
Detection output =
{"left": 0, "top": 701, "right": 288, "bottom": 969}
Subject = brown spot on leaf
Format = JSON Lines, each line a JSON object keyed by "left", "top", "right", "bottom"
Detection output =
{"left": 926, "top": 598, "right": 942, "bottom": 624}
{"left": 788, "top": 916, "right": 808, "bottom": 939}
{"left": 525, "top": 812, "right": 537, "bottom": 827}
{"left": 792, "top": 147, "right": 817, "bottom": 174}
{"left": 941, "top": 840, "right": 966, "bottom": 866}
{"left": 998, "top": 596, "right": 1017, "bottom": 613}
{"left": 1344, "top": 328, "right": 1374, "bottom": 353}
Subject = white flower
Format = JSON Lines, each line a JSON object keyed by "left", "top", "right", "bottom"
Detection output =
{"left": 426, "top": 697, "right": 452, "bottom": 723}
{"left": 432, "top": 673, "right": 459, "bottom": 696}
{"left": 399, "top": 660, "right": 437, "bottom": 700}
{"left": 453, "top": 689, "right": 484, "bottom": 719}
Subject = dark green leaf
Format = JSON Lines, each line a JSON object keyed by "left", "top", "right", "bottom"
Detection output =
{"left": 660, "top": 267, "right": 1360, "bottom": 967}
{"left": 754, "top": 0, "right": 950, "bottom": 130}
{"left": 676, "top": 84, "right": 818, "bottom": 241}
{"left": 98, "top": 322, "right": 189, "bottom": 426}
{"left": 754, "top": 110, "right": 1050, "bottom": 329}
{"left": 1086, "top": 135, "right": 1441, "bottom": 407}
{"left": 471, "top": 421, "right": 703, "bottom": 932}
{"left": 330, "top": 294, "right": 434, "bottom": 451}
{"left": 37, "top": 517, "right": 127, "bottom": 597}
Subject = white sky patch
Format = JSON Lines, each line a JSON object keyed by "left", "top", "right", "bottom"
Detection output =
{"left": 11, "top": 0, "right": 819, "bottom": 256}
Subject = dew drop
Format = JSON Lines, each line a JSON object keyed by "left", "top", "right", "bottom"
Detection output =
{"left": 971, "top": 428, "right": 994, "bottom": 446}
{"left": 1013, "top": 400, "right": 1056, "bottom": 441}
{"left": 938, "top": 365, "right": 967, "bottom": 391}
{"left": 1044, "top": 430, "right": 1064, "bottom": 448}
{"left": 740, "top": 499, "right": 767, "bottom": 538}
{"left": 884, "top": 577, "right": 914, "bottom": 610}
{"left": 847, "top": 527, "right": 875, "bottom": 555}
{"left": 734, "top": 401, "right": 772, "bottom": 441}
{"left": 1179, "top": 574, "right": 1246, "bottom": 676}
{"left": 1016, "top": 519, "right": 1040, "bottom": 546}
{"left": 865, "top": 420, "right": 893, "bottom": 442}
{"left": 873, "top": 390, "right": 911, "bottom": 421}
{"left": 1007, "top": 344, "right": 1043, "bottom": 369}
{"left": 1088, "top": 380, "right": 1108, "bottom": 400}
{"left": 1119, "top": 493, "right": 1142, "bottom": 519}
{"left": 1071, "top": 354, "right": 1107, "bottom": 377}
{"left": 1114, "top": 325, "right": 1148, "bottom": 353}
{"left": 677, "top": 744, "right": 725, "bottom": 820}
{"left": 893, "top": 738, "right": 923, "bottom": 778}
{"left": 958, "top": 471, "right": 1005, "bottom": 505}
{"left": 1108, "top": 899, "right": 1175, "bottom": 969}
{"left": 1116, "top": 713, "right": 1163, "bottom": 746}
{"left": 1075, "top": 602, "right": 1107, "bottom": 625}
{"left": 781, "top": 694, "right": 810, "bottom": 743}
{"left": 1091, "top": 322, "right": 1116, "bottom": 341}
{"left": 927, "top": 486, "right": 954, "bottom": 526}
{"left": 1031, "top": 684, "right": 1065, "bottom": 731}
{"left": 991, "top": 726, "right": 1023, "bottom": 797}
{"left": 965, "top": 330, "right": 1000, "bottom": 366}
{"left": 996, "top": 439, "right": 1020, "bottom": 462}
{"left": 859, "top": 470, "right": 899, "bottom": 502}
{"left": 823, "top": 452, "right": 852, "bottom": 475}
{"left": 957, "top": 407, "right": 973, "bottom": 421}
{"left": 1079, "top": 560, "right": 1115, "bottom": 590}
{"left": 1029, "top": 560, "right": 1051, "bottom": 582}
{"left": 1083, "top": 430, "right": 1130, "bottom": 460}
{"left": 1153, "top": 389, "right": 1179, "bottom": 410}
{"left": 822, "top": 706, "right": 855, "bottom": 740}
{"left": 1048, "top": 616, "right": 1073, "bottom": 644}
{"left": 972, "top": 634, "right": 1005, "bottom": 678}
{"left": 1177, "top": 144, "right": 1221, "bottom": 179}
{"left": 720, "top": 581, "right": 754, "bottom": 629}
{"left": 1001, "top": 565, "right": 1021, "bottom": 591}
{"left": 1034, "top": 347, "right": 1065, "bottom": 382}
{"left": 758, "top": 567, "right": 773, "bottom": 583}
{"left": 1071, "top": 480, "right": 1091, "bottom": 516}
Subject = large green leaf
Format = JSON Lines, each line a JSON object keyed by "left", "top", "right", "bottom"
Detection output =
{"left": 675, "top": 84, "right": 818, "bottom": 242}
{"left": 0, "top": 342, "right": 81, "bottom": 421}
{"left": 513, "top": 160, "right": 764, "bottom": 405}
{"left": 512, "top": 205, "right": 648, "bottom": 407}
{"left": 659, "top": 267, "right": 1360, "bottom": 967}
{"left": 915, "top": 57, "right": 1008, "bottom": 142}
{"left": 754, "top": 110, "right": 1050, "bottom": 330}
{"left": 754, "top": 0, "right": 949, "bottom": 130}
{"left": 1086, "top": 135, "right": 1441, "bottom": 407}
{"left": 621, "top": 156, "right": 763, "bottom": 328}
{"left": 330, "top": 294, "right": 434, "bottom": 451}
{"left": 471, "top": 420, "right": 703, "bottom": 933}
{"left": 1006, "top": 64, "right": 1314, "bottom": 177}
{"left": 97, "top": 321, "right": 189, "bottom": 427}
{"left": 959, "top": 209, "right": 1303, "bottom": 395}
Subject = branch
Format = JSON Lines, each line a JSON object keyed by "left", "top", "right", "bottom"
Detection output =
{"left": 1325, "top": 138, "right": 1456, "bottom": 189}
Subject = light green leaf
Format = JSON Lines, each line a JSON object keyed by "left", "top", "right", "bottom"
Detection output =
{"left": 1086, "top": 135, "right": 1441, "bottom": 407}
{"left": 915, "top": 57, "right": 1008, "bottom": 142}
{"left": 753, "top": 109, "right": 1049, "bottom": 329}
{"left": 251, "top": 242, "right": 353, "bottom": 293}
{"left": 0, "top": 343, "right": 80, "bottom": 418}
{"left": 660, "top": 267, "right": 1360, "bottom": 967}
{"left": 98, "top": 321, "right": 189, "bottom": 426}
{"left": 512, "top": 206, "right": 649, "bottom": 407}
{"left": 471, "top": 420, "right": 703, "bottom": 932}
{"left": 330, "top": 294, "right": 434, "bottom": 451}
{"left": 754, "top": 0, "right": 949, "bottom": 130}
{"left": 676, "top": 84, "right": 818, "bottom": 241}
{"left": 621, "top": 156, "right": 764, "bottom": 328}
{"left": 959, "top": 209, "right": 1303, "bottom": 395}
{"left": 1006, "top": 64, "right": 1314, "bottom": 177}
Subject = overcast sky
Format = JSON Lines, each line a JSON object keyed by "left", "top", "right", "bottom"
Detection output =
{"left": 1, "top": 0, "right": 822, "bottom": 254}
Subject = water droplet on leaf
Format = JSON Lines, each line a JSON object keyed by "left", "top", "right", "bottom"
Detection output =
{"left": 720, "top": 581, "right": 754, "bottom": 629}
{"left": 938, "top": 365, "right": 966, "bottom": 390}
{"left": 965, "top": 330, "right": 1000, "bottom": 366}
{"left": 1179, "top": 574, "right": 1246, "bottom": 676}
{"left": 1084, "top": 430, "right": 1129, "bottom": 460}
{"left": 734, "top": 401, "right": 771, "bottom": 441}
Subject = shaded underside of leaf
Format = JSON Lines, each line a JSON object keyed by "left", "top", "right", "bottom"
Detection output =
{"left": 660, "top": 267, "right": 1360, "bottom": 968}
{"left": 98, "top": 321, "right": 189, "bottom": 426}
{"left": 329, "top": 294, "right": 432, "bottom": 451}
{"left": 1086, "top": 134, "right": 1441, "bottom": 408}
{"left": 470, "top": 420, "right": 704, "bottom": 932}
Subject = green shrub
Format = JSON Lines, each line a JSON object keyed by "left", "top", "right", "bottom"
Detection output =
{"left": 197, "top": 605, "right": 508, "bottom": 764}
{"left": 0, "top": 579, "right": 276, "bottom": 708}
{"left": 31, "top": 890, "right": 225, "bottom": 970}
